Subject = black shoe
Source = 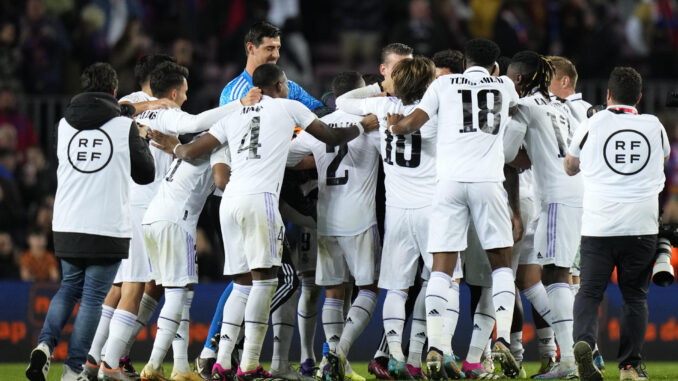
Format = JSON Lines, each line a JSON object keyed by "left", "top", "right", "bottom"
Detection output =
{"left": 573, "top": 341, "right": 603, "bottom": 381}
{"left": 424, "top": 348, "right": 448, "bottom": 381}
{"left": 26, "top": 344, "right": 50, "bottom": 381}
{"left": 326, "top": 351, "right": 345, "bottom": 381}
{"left": 196, "top": 357, "right": 217, "bottom": 381}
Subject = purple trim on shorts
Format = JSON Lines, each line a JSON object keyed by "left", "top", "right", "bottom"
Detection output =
{"left": 265, "top": 193, "right": 278, "bottom": 259}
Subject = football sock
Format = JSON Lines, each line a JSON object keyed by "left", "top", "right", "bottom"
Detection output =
{"left": 216, "top": 284, "right": 250, "bottom": 370}
{"left": 467, "top": 287, "right": 495, "bottom": 363}
{"left": 322, "top": 298, "right": 344, "bottom": 352}
{"left": 546, "top": 283, "right": 575, "bottom": 364}
{"left": 441, "top": 281, "right": 460, "bottom": 355}
{"left": 536, "top": 327, "right": 557, "bottom": 359}
{"left": 407, "top": 281, "right": 427, "bottom": 368}
{"left": 123, "top": 293, "right": 159, "bottom": 357}
{"left": 491, "top": 267, "right": 515, "bottom": 343}
{"left": 271, "top": 289, "right": 297, "bottom": 370}
{"left": 510, "top": 331, "right": 524, "bottom": 364}
{"left": 205, "top": 283, "right": 234, "bottom": 352}
{"left": 426, "top": 272, "right": 453, "bottom": 352}
{"left": 383, "top": 289, "right": 407, "bottom": 362}
{"left": 149, "top": 288, "right": 186, "bottom": 369}
{"left": 88, "top": 304, "right": 114, "bottom": 362}
{"left": 104, "top": 309, "right": 136, "bottom": 368}
{"left": 337, "top": 289, "right": 377, "bottom": 357}
{"left": 172, "top": 290, "right": 193, "bottom": 374}
{"left": 298, "top": 276, "right": 320, "bottom": 363}
{"left": 522, "top": 282, "right": 553, "bottom": 324}
{"left": 240, "top": 279, "right": 277, "bottom": 372}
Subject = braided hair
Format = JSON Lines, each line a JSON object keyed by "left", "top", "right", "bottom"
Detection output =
{"left": 510, "top": 51, "right": 554, "bottom": 99}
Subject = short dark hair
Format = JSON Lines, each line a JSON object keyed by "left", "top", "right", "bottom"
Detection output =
{"left": 464, "top": 38, "right": 500, "bottom": 68}
{"left": 432, "top": 49, "right": 463, "bottom": 74}
{"left": 252, "top": 63, "right": 284, "bottom": 89}
{"left": 80, "top": 63, "right": 118, "bottom": 94}
{"left": 608, "top": 66, "right": 642, "bottom": 106}
{"left": 134, "top": 54, "right": 176, "bottom": 88}
{"left": 244, "top": 21, "right": 282, "bottom": 53}
{"left": 392, "top": 56, "right": 436, "bottom": 105}
{"left": 332, "top": 71, "right": 364, "bottom": 98}
{"left": 150, "top": 62, "right": 189, "bottom": 98}
{"left": 381, "top": 43, "right": 413, "bottom": 64}
{"left": 497, "top": 56, "right": 511, "bottom": 76}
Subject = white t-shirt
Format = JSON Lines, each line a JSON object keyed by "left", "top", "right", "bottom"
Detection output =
{"left": 142, "top": 136, "right": 220, "bottom": 238}
{"left": 336, "top": 93, "right": 437, "bottom": 209}
{"left": 287, "top": 109, "right": 378, "bottom": 236}
{"left": 504, "top": 92, "right": 583, "bottom": 206}
{"left": 208, "top": 96, "right": 317, "bottom": 198}
{"left": 568, "top": 106, "right": 670, "bottom": 236}
{"left": 418, "top": 66, "right": 519, "bottom": 182}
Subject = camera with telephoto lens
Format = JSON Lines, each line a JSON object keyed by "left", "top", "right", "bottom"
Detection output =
{"left": 653, "top": 222, "right": 678, "bottom": 286}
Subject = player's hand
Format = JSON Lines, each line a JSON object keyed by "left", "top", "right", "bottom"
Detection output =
{"left": 149, "top": 98, "right": 179, "bottom": 110}
{"left": 241, "top": 87, "right": 263, "bottom": 106}
{"left": 148, "top": 129, "right": 180, "bottom": 154}
{"left": 137, "top": 122, "right": 150, "bottom": 139}
{"left": 511, "top": 213, "right": 524, "bottom": 243}
{"left": 386, "top": 112, "right": 404, "bottom": 128}
{"left": 360, "top": 113, "right": 379, "bottom": 132}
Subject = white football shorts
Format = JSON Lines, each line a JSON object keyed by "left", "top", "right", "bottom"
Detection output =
{"left": 289, "top": 224, "right": 317, "bottom": 275}
{"left": 221, "top": 192, "right": 284, "bottom": 275}
{"left": 534, "top": 203, "right": 583, "bottom": 268}
{"left": 316, "top": 225, "right": 381, "bottom": 287}
{"left": 511, "top": 196, "right": 540, "bottom": 272}
{"left": 428, "top": 180, "right": 513, "bottom": 253}
{"left": 143, "top": 221, "right": 197, "bottom": 287}
{"left": 114, "top": 205, "right": 153, "bottom": 284}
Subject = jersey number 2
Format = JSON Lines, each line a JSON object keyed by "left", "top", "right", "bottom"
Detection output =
{"left": 326, "top": 144, "right": 349, "bottom": 186}
{"left": 237, "top": 116, "right": 261, "bottom": 159}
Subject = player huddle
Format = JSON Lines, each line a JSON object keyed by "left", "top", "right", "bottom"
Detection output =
{"left": 28, "top": 20, "right": 667, "bottom": 381}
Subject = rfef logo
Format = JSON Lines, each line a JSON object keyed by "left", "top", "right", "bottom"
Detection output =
{"left": 67, "top": 129, "right": 113, "bottom": 173}
{"left": 603, "top": 129, "right": 650, "bottom": 175}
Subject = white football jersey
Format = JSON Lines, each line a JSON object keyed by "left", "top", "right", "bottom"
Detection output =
{"left": 208, "top": 96, "right": 317, "bottom": 198}
{"left": 418, "top": 66, "right": 519, "bottom": 182}
{"left": 287, "top": 109, "right": 379, "bottom": 236}
{"left": 142, "top": 136, "right": 218, "bottom": 238}
{"left": 504, "top": 92, "right": 583, "bottom": 206}
{"left": 337, "top": 95, "right": 437, "bottom": 209}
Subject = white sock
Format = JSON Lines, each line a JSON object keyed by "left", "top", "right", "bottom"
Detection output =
{"left": 149, "top": 288, "right": 187, "bottom": 369}
{"left": 88, "top": 304, "right": 114, "bottom": 362}
{"left": 536, "top": 327, "right": 557, "bottom": 359}
{"left": 172, "top": 290, "right": 193, "bottom": 374}
{"left": 510, "top": 331, "right": 524, "bottom": 364}
{"left": 426, "top": 272, "right": 452, "bottom": 352}
{"left": 298, "top": 277, "right": 320, "bottom": 363}
{"left": 442, "top": 282, "right": 460, "bottom": 355}
{"left": 124, "top": 293, "right": 159, "bottom": 357}
{"left": 217, "top": 284, "right": 250, "bottom": 370}
{"left": 103, "top": 309, "right": 136, "bottom": 368}
{"left": 241, "top": 279, "right": 277, "bottom": 371}
{"left": 383, "top": 290, "right": 407, "bottom": 362}
{"left": 522, "top": 282, "right": 553, "bottom": 324}
{"left": 407, "top": 281, "right": 427, "bottom": 368}
{"left": 200, "top": 347, "right": 216, "bottom": 360}
{"left": 337, "top": 289, "right": 377, "bottom": 357}
{"left": 467, "top": 287, "right": 495, "bottom": 363}
{"left": 322, "top": 298, "right": 344, "bottom": 352}
{"left": 570, "top": 283, "right": 580, "bottom": 297}
{"left": 491, "top": 267, "right": 515, "bottom": 343}
{"left": 272, "top": 289, "right": 297, "bottom": 370}
{"left": 374, "top": 333, "right": 389, "bottom": 359}
{"left": 546, "top": 283, "right": 574, "bottom": 363}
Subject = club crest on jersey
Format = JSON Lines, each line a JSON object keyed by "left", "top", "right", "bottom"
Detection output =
{"left": 603, "top": 129, "right": 650, "bottom": 175}
{"left": 67, "top": 129, "right": 113, "bottom": 173}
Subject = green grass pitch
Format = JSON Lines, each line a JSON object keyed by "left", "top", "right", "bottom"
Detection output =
{"left": 3, "top": 362, "right": 678, "bottom": 380}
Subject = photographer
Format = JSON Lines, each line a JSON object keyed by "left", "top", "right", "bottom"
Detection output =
{"left": 25, "top": 63, "right": 154, "bottom": 381}
{"left": 564, "top": 67, "right": 670, "bottom": 381}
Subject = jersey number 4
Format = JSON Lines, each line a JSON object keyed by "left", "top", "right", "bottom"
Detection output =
{"left": 458, "top": 89, "right": 503, "bottom": 135}
{"left": 326, "top": 143, "right": 349, "bottom": 186}
{"left": 384, "top": 130, "right": 421, "bottom": 168}
{"left": 237, "top": 116, "right": 262, "bottom": 159}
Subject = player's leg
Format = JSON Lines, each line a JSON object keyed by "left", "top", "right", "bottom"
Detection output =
{"left": 509, "top": 289, "right": 527, "bottom": 378}
{"left": 195, "top": 282, "right": 233, "bottom": 381}
{"left": 297, "top": 271, "right": 321, "bottom": 376}
{"left": 533, "top": 204, "right": 582, "bottom": 379}
{"left": 470, "top": 181, "right": 519, "bottom": 378}
{"left": 463, "top": 287, "right": 502, "bottom": 379}
{"left": 406, "top": 278, "right": 427, "bottom": 379}
{"left": 85, "top": 283, "right": 120, "bottom": 375}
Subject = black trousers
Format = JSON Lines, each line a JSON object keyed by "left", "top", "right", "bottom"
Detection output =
{"left": 573, "top": 235, "right": 657, "bottom": 368}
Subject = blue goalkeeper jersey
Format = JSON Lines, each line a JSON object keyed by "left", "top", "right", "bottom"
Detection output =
{"left": 219, "top": 69, "right": 323, "bottom": 110}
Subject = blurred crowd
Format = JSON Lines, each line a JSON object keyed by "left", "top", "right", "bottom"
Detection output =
{"left": 1, "top": 0, "right": 678, "bottom": 282}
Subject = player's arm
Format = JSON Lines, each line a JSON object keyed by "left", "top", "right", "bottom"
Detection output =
{"left": 335, "top": 83, "right": 383, "bottom": 115}
{"left": 304, "top": 114, "right": 379, "bottom": 147}
{"left": 504, "top": 165, "right": 523, "bottom": 242}
{"left": 128, "top": 121, "right": 155, "bottom": 185}
{"left": 388, "top": 109, "right": 429, "bottom": 135}
{"left": 565, "top": 119, "right": 590, "bottom": 176}
{"left": 288, "top": 80, "right": 324, "bottom": 110}
{"left": 149, "top": 129, "right": 222, "bottom": 161}
{"left": 286, "top": 133, "right": 316, "bottom": 170}
{"left": 162, "top": 88, "right": 262, "bottom": 135}
{"left": 120, "top": 98, "right": 178, "bottom": 117}
{"left": 210, "top": 143, "right": 232, "bottom": 191}
{"left": 504, "top": 105, "right": 530, "bottom": 169}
